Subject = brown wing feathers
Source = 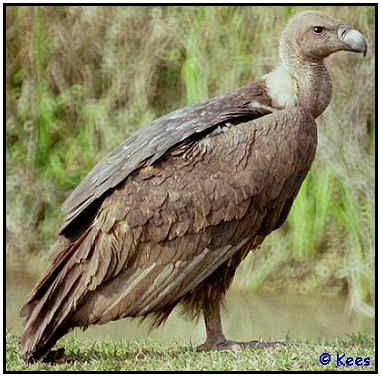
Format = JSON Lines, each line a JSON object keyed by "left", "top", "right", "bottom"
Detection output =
{"left": 60, "top": 81, "right": 274, "bottom": 233}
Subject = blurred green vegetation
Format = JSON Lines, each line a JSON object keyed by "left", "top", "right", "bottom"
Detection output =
{"left": 6, "top": 6, "right": 375, "bottom": 318}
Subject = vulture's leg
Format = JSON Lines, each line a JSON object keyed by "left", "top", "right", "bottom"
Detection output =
{"left": 197, "top": 301, "right": 286, "bottom": 351}
{"left": 197, "top": 301, "right": 228, "bottom": 351}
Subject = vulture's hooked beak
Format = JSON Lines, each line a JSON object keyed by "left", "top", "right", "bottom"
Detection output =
{"left": 338, "top": 25, "right": 368, "bottom": 56}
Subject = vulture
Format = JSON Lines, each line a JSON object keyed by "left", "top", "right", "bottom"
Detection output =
{"left": 20, "top": 11, "right": 367, "bottom": 362}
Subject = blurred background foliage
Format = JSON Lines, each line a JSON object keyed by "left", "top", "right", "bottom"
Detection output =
{"left": 6, "top": 5, "right": 375, "bottom": 318}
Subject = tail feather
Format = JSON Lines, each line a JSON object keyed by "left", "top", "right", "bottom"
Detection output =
{"left": 20, "top": 229, "right": 93, "bottom": 362}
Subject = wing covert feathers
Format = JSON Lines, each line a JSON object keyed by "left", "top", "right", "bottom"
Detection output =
{"left": 60, "top": 81, "right": 275, "bottom": 232}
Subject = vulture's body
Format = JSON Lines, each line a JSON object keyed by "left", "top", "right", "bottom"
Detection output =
{"left": 20, "top": 11, "right": 367, "bottom": 362}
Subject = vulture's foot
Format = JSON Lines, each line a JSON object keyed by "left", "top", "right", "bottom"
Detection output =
{"left": 41, "top": 347, "right": 65, "bottom": 362}
{"left": 199, "top": 304, "right": 286, "bottom": 352}
{"left": 41, "top": 348, "right": 76, "bottom": 364}
{"left": 197, "top": 339, "right": 286, "bottom": 352}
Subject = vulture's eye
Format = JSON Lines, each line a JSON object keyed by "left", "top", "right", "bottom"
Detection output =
{"left": 313, "top": 26, "right": 324, "bottom": 34}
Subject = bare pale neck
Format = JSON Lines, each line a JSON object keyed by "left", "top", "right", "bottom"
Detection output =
{"left": 279, "top": 45, "right": 333, "bottom": 118}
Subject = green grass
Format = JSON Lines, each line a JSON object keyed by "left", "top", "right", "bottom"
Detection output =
{"left": 288, "top": 167, "right": 332, "bottom": 260}
{"left": 6, "top": 330, "right": 375, "bottom": 372}
{"left": 6, "top": 5, "right": 375, "bottom": 316}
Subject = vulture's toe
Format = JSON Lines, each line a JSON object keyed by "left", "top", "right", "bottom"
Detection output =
{"left": 196, "top": 339, "right": 287, "bottom": 352}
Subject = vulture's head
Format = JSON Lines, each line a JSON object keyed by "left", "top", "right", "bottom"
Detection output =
{"left": 280, "top": 11, "right": 367, "bottom": 64}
